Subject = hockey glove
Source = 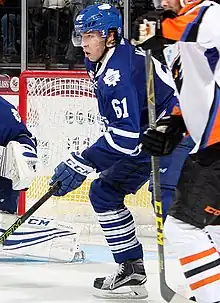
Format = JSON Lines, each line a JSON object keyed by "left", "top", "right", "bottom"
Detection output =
{"left": 0, "top": 141, "right": 38, "bottom": 190}
{"left": 131, "top": 10, "right": 176, "bottom": 49}
{"left": 141, "top": 115, "right": 187, "bottom": 156}
{"left": 50, "top": 152, "right": 95, "bottom": 196}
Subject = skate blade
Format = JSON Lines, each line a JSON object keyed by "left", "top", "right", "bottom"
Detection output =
{"left": 93, "top": 285, "right": 148, "bottom": 299}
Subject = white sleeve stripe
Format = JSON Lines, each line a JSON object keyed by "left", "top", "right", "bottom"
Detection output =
{"left": 107, "top": 126, "right": 140, "bottom": 138}
{"left": 104, "top": 132, "right": 139, "bottom": 155}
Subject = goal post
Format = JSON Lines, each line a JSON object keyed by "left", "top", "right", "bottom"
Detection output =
{"left": 18, "top": 70, "right": 155, "bottom": 237}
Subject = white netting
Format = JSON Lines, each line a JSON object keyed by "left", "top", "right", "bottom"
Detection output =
{"left": 19, "top": 72, "right": 156, "bottom": 237}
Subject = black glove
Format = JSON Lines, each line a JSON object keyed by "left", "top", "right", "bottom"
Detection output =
{"left": 141, "top": 115, "right": 187, "bottom": 156}
{"left": 131, "top": 10, "right": 176, "bottom": 50}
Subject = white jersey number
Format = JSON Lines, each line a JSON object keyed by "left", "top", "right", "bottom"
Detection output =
{"left": 112, "top": 98, "right": 129, "bottom": 119}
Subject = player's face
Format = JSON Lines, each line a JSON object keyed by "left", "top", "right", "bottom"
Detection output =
{"left": 161, "top": 0, "right": 181, "bottom": 12}
{"left": 81, "top": 31, "right": 105, "bottom": 62}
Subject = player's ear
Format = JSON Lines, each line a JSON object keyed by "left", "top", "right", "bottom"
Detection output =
{"left": 106, "top": 31, "right": 116, "bottom": 48}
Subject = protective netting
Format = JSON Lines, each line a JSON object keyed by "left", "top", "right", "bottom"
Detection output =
{"left": 19, "top": 72, "right": 156, "bottom": 237}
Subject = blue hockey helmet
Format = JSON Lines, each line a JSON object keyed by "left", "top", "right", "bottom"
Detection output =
{"left": 74, "top": 4, "right": 123, "bottom": 41}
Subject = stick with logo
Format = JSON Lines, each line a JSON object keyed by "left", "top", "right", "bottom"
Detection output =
{"left": 0, "top": 181, "right": 60, "bottom": 246}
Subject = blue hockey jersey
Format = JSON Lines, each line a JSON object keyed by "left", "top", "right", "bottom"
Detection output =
{"left": 0, "top": 96, "right": 36, "bottom": 149}
{"left": 82, "top": 39, "right": 177, "bottom": 171}
{"left": 0, "top": 96, "right": 37, "bottom": 214}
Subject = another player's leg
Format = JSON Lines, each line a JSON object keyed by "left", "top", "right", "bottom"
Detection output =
{"left": 149, "top": 136, "right": 195, "bottom": 222}
{"left": 206, "top": 225, "right": 220, "bottom": 254}
{"left": 189, "top": 225, "right": 220, "bottom": 302}
{"left": 89, "top": 157, "right": 151, "bottom": 299}
{"left": 0, "top": 178, "right": 19, "bottom": 215}
{"left": 164, "top": 146, "right": 220, "bottom": 303}
{"left": 0, "top": 178, "right": 20, "bottom": 234}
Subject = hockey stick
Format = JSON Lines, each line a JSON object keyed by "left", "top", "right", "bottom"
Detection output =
{"left": 0, "top": 181, "right": 60, "bottom": 246}
{"left": 145, "top": 49, "right": 193, "bottom": 303}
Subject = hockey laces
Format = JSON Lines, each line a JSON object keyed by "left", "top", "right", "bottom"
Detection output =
{"left": 105, "top": 263, "right": 125, "bottom": 289}
{"left": 117, "top": 263, "right": 125, "bottom": 276}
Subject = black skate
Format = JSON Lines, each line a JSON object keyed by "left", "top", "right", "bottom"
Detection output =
{"left": 93, "top": 259, "right": 148, "bottom": 299}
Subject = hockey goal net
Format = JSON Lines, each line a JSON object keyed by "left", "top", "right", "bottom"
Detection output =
{"left": 18, "top": 70, "right": 155, "bottom": 237}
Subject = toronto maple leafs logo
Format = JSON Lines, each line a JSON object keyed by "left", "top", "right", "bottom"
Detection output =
{"left": 103, "top": 69, "right": 120, "bottom": 87}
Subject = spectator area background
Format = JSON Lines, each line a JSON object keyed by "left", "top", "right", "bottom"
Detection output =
{"left": 0, "top": 0, "right": 155, "bottom": 76}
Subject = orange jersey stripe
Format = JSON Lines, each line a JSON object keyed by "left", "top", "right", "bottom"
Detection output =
{"left": 190, "top": 273, "right": 220, "bottom": 290}
{"left": 162, "top": 0, "right": 205, "bottom": 41}
{"left": 180, "top": 247, "right": 217, "bottom": 265}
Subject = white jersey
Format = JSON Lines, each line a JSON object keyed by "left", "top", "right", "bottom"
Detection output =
{"left": 162, "top": 0, "right": 220, "bottom": 152}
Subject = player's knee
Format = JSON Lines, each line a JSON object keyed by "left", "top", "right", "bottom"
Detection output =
{"left": 89, "top": 179, "right": 124, "bottom": 213}
{"left": 89, "top": 179, "right": 98, "bottom": 210}
{"left": 164, "top": 215, "right": 203, "bottom": 246}
{"left": 164, "top": 215, "right": 191, "bottom": 246}
{"left": 164, "top": 215, "right": 195, "bottom": 258}
{"left": 164, "top": 215, "right": 175, "bottom": 238}
{"left": 164, "top": 215, "right": 178, "bottom": 242}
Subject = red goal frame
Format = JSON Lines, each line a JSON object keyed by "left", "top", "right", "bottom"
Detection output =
{"left": 18, "top": 70, "right": 90, "bottom": 215}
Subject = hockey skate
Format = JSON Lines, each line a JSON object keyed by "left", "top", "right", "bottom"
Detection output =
{"left": 93, "top": 259, "right": 148, "bottom": 299}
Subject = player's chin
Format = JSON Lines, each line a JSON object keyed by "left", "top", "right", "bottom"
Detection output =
{"left": 164, "top": 6, "right": 173, "bottom": 10}
{"left": 85, "top": 53, "right": 97, "bottom": 62}
{"left": 88, "top": 56, "right": 97, "bottom": 62}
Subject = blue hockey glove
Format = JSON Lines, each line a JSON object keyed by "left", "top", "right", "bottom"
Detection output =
{"left": 49, "top": 152, "right": 95, "bottom": 196}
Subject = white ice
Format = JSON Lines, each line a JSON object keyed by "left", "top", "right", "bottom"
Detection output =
{"left": 0, "top": 237, "right": 192, "bottom": 303}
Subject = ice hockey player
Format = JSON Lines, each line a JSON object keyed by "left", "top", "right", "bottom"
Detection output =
{"left": 131, "top": 0, "right": 220, "bottom": 302}
{"left": 0, "top": 95, "right": 37, "bottom": 215}
{"left": 49, "top": 3, "right": 193, "bottom": 299}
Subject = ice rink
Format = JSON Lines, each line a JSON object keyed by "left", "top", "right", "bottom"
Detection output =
{"left": 0, "top": 238, "right": 192, "bottom": 303}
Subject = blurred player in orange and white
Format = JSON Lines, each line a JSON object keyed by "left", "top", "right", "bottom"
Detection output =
{"left": 131, "top": 0, "right": 220, "bottom": 302}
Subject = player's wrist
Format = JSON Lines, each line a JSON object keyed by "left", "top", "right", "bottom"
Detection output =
{"left": 131, "top": 10, "right": 177, "bottom": 49}
{"left": 65, "top": 152, "right": 95, "bottom": 176}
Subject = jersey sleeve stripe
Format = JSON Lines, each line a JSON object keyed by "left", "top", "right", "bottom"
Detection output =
{"left": 162, "top": 4, "right": 210, "bottom": 42}
{"left": 107, "top": 126, "right": 140, "bottom": 138}
{"left": 104, "top": 132, "right": 139, "bottom": 155}
{"left": 181, "top": 6, "right": 209, "bottom": 42}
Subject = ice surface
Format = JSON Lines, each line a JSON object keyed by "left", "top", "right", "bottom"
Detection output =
{"left": 0, "top": 237, "right": 191, "bottom": 303}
